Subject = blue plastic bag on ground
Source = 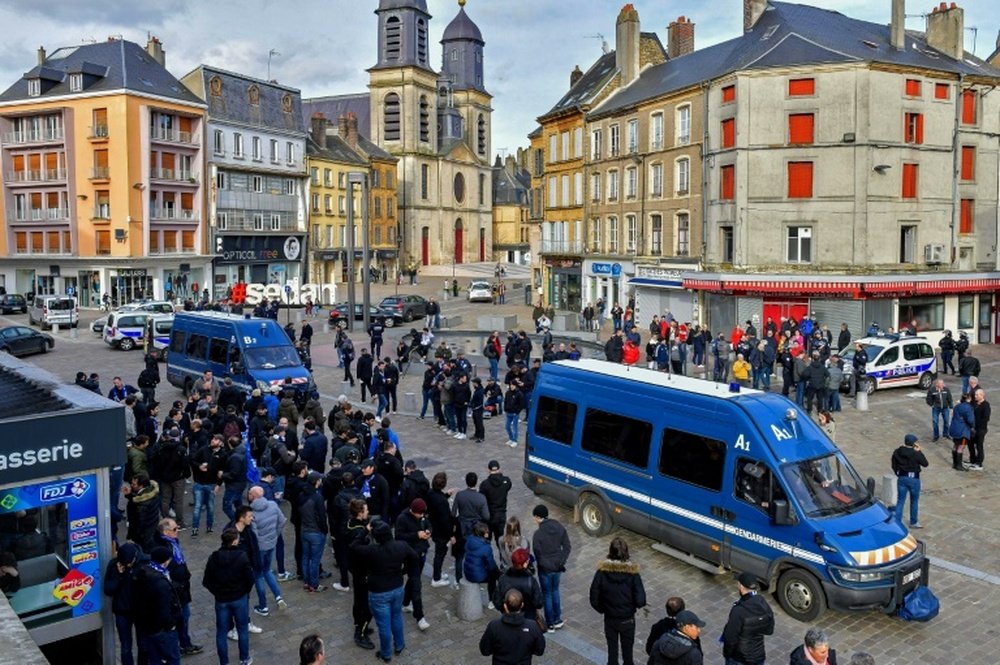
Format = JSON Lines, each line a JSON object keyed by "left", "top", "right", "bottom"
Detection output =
{"left": 898, "top": 586, "right": 939, "bottom": 621}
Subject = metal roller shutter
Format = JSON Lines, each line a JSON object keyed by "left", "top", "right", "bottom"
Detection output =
{"left": 635, "top": 288, "right": 665, "bottom": 328}
{"left": 864, "top": 300, "right": 895, "bottom": 335}
{"left": 706, "top": 293, "right": 736, "bottom": 335}
{"left": 737, "top": 297, "right": 763, "bottom": 330}
{"left": 811, "top": 299, "right": 863, "bottom": 351}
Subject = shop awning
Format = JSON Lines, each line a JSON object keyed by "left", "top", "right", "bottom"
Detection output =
{"left": 629, "top": 277, "right": 684, "bottom": 289}
{"left": 683, "top": 278, "right": 723, "bottom": 290}
{"left": 913, "top": 278, "right": 1000, "bottom": 294}
{"left": 721, "top": 280, "right": 861, "bottom": 297}
{"left": 683, "top": 272, "right": 1000, "bottom": 298}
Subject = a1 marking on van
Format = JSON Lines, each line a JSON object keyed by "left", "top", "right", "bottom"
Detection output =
{"left": 771, "top": 424, "right": 793, "bottom": 441}
{"left": 734, "top": 434, "right": 750, "bottom": 451}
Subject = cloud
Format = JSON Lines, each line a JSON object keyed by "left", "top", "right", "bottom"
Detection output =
{"left": 0, "top": 0, "right": 188, "bottom": 25}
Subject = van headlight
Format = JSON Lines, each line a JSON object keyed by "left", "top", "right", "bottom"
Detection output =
{"left": 256, "top": 380, "right": 270, "bottom": 392}
{"left": 832, "top": 567, "right": 894, "bottom": 585}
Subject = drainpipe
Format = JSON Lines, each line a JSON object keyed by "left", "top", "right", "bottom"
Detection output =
{"left": 700, "top": 82, "right": 710, "bottom": 263}
{"left": 950, "top": 74, "right": 964, "bottom": 270}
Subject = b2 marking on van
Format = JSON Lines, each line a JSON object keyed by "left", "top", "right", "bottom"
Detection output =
{"left": 771, "top": 424, "right": 793, "bottom": 441}
{"left": 242, "top": 336, "right": 257, "bottom": 345}
{"left": 734, "top": 434, "right": 750, "bottom": 451}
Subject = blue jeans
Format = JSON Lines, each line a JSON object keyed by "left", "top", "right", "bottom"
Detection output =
{"left": 962, "top": 375, "right": 971, "bottom": 395}
{"left": 931, "top": 407, "right": 950, "bottom": 440}
{"left": 214, "top": 598, "right": 249, "bottom": 665}
{"left": 222, "top": 486, "right": 244, "bottom": 523}
{"left": 255, "top": 548, "right": 282, "bottom": 608}
{"left": 178, "top": 602, "right": 193, "bottom": 649}
{"left": 488, "top": 358, "right": 499, "bottom": 380}
{"left": 444, "top": 403, "right": 457, "bottom": 431}
{"left": 538, "top": 571, "right": 562, "bottom": 626}
{"left": 796, "top": 381, "right": 807, "bottom": 407}
{"left": 420, "top": 388, "right": 433, "bottom": 418}
{"left": 114, "top": 613, "right": 142, "bottom": 665}
{"left": 827, "top": 390, "right": 841, "bottom": 412}
{"left": 505, "top": 412, "right": 519, "bottom": 442}
{"left": 192, "top": 482, "right": 215, "bottom": 530}
{"left": 895, "top": 476, "right": 921, "bottom": 526}
{"left": 139, "top": 630, "right": 180, "bottom": 665}
{"left": 376, "top": 394, "right": 388, "bottom": 417}
{"left": 369, "top": 585, "right": 406, "bottom": 661}
{"left": 302, "top": 530, "right": 325, "bottom": 589}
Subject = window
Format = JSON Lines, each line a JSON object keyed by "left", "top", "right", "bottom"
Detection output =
{"left": 286, "top": 142, "right": 295, "bottom": 164}
{"left": 788, "top": 78, "right": 815, "bottom": 96}
{"left": 208, "top": 338, "right": 229, "bottom": 365}
{"left": 420, "top": 164, "right": 429, "bottom": 199}
{"left": 905, "top": 79, "right": 921, "bottom": 97}
{"left": 561, "top": 131, "right": 569, "bottom": 161}
{"left": 270, "top": 214, "right": 281, "bottom": 231}
{"left": 676, "top": 105, "right": 691, "bottom": 144}
{"left": 95, "top": 190, "right": 110, "bottom": 218}
{"left": 960, "top": 199, "right": 974, "bottom": 234}
{"left": 625, "top": 167, "right": 637, "bottom": 199}
{"left": 961, "top": 146, "right": 975, "bottom": 181}
{"left": 338, "top": 172, "right": 346, "bottom": 188}
{"left": 721, "top": 225, "right": 734, "bottom": 263}
{"left": 958, "top": 296, "right": 975, "bottom": 329}
{"left": 371, "top": 169, "right": 381, "bottom": 188}
{"left": 591, "top": 128, "right": 603, "bottom": 159}
{"left": 374, "top": 197, "right": 382, "bottom": 217}
{"left": 252, "top": 175, "right": 264, "bottom": 193}
{"left": 608, "top": 216, "right": 619, "bottom": 253}
{"left": 676, "top": 158, "right": 690, "bottom": 194}
{"left": 217, "top": 212, "right": 229, "bottom": 230}
{"left": 386, "top": 171, "right": 393, "bottom": 188}
{"left": 676, "top": 212, "right": 690, "bottom": 256}
{"left": 574, "top": 172, "right": 583, "bottom": 205}
{"left": 533, "top": 396, "right": 576, "bottom": 445}
{"left": 233, "top": 133, "right": 244, "bottom": 157}
{"left": 721, "top": 118, "right": 735, "bottom": 149}
{"left": 898, "top": 298, "right": 945, "bottom": 331}
{"left": 213, "top": 129, "right": 224, "bottom": 155}
{"left": 548, "top": 176, "right": 557, "bottom": 207}
{"left": 627, "top": 119, "right": 638, "bottom": 153}
{"left": 658, "top": 428, "right": 726, "bottom": 491}
{"left": 609, "top": 124, "right": 620, "bottom": 156}
{"left": 420, "top": 97, "right": 430, "bottom": 142}
{"left": 338, "top": 196, "right": 346, "bottom": 214}
{"left": 69, "top": 74, "right": 82, "bottom": 92}
{"left": 721, "top": 84, "right": 735, "bottom": 104}
{"left": 901, "top": 163, "right": 918, "bottom": 199}
{"left": 270, "top": 139, "right": 279, "bottom": 163}
{"left": 95, "top": 229, "right": 110, "bottom": 255}
{"left": 650, "top": 112, "right": 663, "bottom": 150}
{"left": 897, "top": 223, "right": 919, "bottom": 263}
{"left": 323, "top": 169, "right": 332, "bottom": 187}
{"left": 27, "top": 79, "right": 40, "bottom": 97}
{"left": 252, "top": 136, "right": 261, "bottom": 160}
{"left": 607, "top": 170, "right": 619, "bottom": 201}
{"left": 311, "top": 193, "right": 320, "bottom": 213}
{"left": 387, "top": 198, "right": 394, "bottom": 218}
{"left": 533, "top": 148, "right": 544, "bottom": 176}
{"left": 549, "top": 134, "right": 557, "bottom": 162}
{"left": 560, "top": 174, "right": 569, "bottom": 206}
{"left": 650, "top": 214, "right": 663, "bottom": 255}
{"left": 185, "top": 333, "right": 208, "bottom": 360}
{"left": 904, "top": 113, "right": 924, "bottom": 144}
{"left": 626, "top": 215, "right": 637, "bottom": 252}
{"left": 591, "top": 173, "right": 601, "bottom": 202}
{"left": 787, "top": 161, "right": 814, "bottom": 199}
{"left": 720, "top": 165, "right": 735, "bottom": 200}
{"left": 961, "top": 89, "right": 977, "bottom": 125}
{"left": 324, "top": 194, "right": 332, "bottom": 213}
{"left": 934, "top": 83, "right": 950, "bottom": 100}
{"left": 574, "top": 128, "right": 583, "bottom": 158}
{"left": 590, "top": 217, "right": 602, "bottom": 251}
{"left": 786, "top": 226, "right": 812, "bottom": 263}
{"left": 253, "top": 213, "right": 264, "bottom": 231}
{"left": 384, "top": 93, "right": 401, "bottom": 140}
{"left": 788, "top": 113, "right": 814, "bottom": 145}
{"left": 650, "top": 163, "right": 663, "bottom": 197}
{"left": 581, "top": 407, "right": 652, "bottom": 469}
{"left": 875, "top": 346, "right": 899, "bottom": 366}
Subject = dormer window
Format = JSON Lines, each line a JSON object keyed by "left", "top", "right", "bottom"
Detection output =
{"left": 27, "top": 79, "right": 40, "bottom": 97}
{"left": 69, "top": 74, "right": 82, "bottom": 92}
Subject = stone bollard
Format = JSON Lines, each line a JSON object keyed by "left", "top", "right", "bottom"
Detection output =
{"left": 880, "top": 474, "right": 897, "bottom": 509}
{"left": 855, "top": 388, "right": 869, "bottom": 411}
{"left": 53, "top": 323, "right": 60, "bottom": 333}
{"left": 323, "top": 322, "right": 330, "bottom": 334}
{"left": 70, "top": 326, "right": 78, "bottom": 339}
{"left": 403, "top": 392, "right": 417, "bottom": 412}
{"left": 342, "top": 380, "right": 351, "bottom": 394}
{"left": 457, "top": 578, "right": 484, "bottom": 621}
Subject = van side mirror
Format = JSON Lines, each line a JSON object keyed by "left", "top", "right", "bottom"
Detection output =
{"left": 773, "top": 499, "right": 796, "bottom": 526}
{"left": 866, "top": 476, "right": 876, "bottom": 497}
{"left": 230, "top": 363, "right": 244, "bottom": 376}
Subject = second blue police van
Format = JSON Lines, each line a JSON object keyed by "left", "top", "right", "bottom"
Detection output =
{"left": 524, "top": 359, "right": 928, "bottom": 622}
{"left": 166, "top": 312, "right": 312, "bottom": 396}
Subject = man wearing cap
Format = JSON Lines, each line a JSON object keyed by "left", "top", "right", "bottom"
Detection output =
{"left": 649, "top": 610, "right": 705, "bottom": 665}
{"left": 358, "top": 457, "right": 390, "bottom": 521}
{"left": 103, "top": 542, "right": 144, "bottom": 665}
{"left": 891, "top": 434, "right": 929, "bottom": 528}
{"left": 151, "top": 426, "right": 190, "bottom": 529}
{"left": 132, "top": 545, "right": 183, "bottom": 665}
{"left": 480, "top": 460, "right": 512, "bottom": 545}
{"left": 722, "top": 572, "right": 775, "bottom": 665}
{"left": 532, "top": 504, "right": 571, "bottom": 631}
{"left": 395, "top": 498, "right": 433, "bottom": 631}
{"left": 479, "top": 588, "right": 546, "bottom": 665}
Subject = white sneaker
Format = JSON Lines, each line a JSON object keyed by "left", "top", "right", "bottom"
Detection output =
{"left": 402, "top": 603, "right": 413, "bottom": 613}
{"left": 487, "top": 602, "right": 496, "bottom": 610}
{"left": 331, "top": 582, "right": 349, "bottom": 592}
{"left": 248, "top": 622, "right": 263, "bottom": 634}
{"left": 228, "top": 629, "right": 237, "bottom": 641}
{"left": 430, "top": 578, "right": 450, "bottom": 588}
{"left": 440, "top": 572, "right": 449, "bottom": 580}
{"left": 418, "top": 618, "right": 430, "bottom": 631}
{"left": 445, "top": 430, "right": 455, "bottom": 435}
{"left": 457, "top": 433, "right": 467, "bottom": 440}
{"left": 509, "top": 440, "right": 518, "bottom": 448}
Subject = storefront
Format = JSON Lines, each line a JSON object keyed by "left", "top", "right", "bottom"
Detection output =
{"left": 0, "top": 355, "right": 125, "bottom": 663}
{"left": 543, "top": 257, "right": 583, "bottom": 312}
{"left": 683, "top": 273, "right": 1000, "bottom": 345}
{"left": 214, "top": 234, "right": 306, "bottom": 299}
{"left": 582, "top": 259, "right": 634, "bottom": 313}
{"left": 629, "top": 263, "right": 699, "bottom": 326}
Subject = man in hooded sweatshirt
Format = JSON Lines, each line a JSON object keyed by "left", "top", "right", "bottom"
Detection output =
{"left": 722, "top": 573, "right": 775, "bottom": 665}
{"left": 648, "top": 610, "right": 706, "bottom": 665}
{"left": 479, "top": 588, "right": 546, "bottom": 665}
{"left": 249, "top": 485, "right": 287, "bottom": 616}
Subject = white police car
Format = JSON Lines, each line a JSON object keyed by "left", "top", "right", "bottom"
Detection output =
{"left": 839, "top": 335, "right": 937, "bottom": 395}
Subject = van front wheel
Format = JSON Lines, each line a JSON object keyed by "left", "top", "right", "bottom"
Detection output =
{"left": 918, "top": 371, "right": 934, "bottom": 390}
{"left": 578, "top": 494, "right": 613, "bottom": 537}
{"left": 119, "top": 337, "right": 135, "bottom": 351}
{"left": 776, "top": 568, "right": 825, "bottom": 622}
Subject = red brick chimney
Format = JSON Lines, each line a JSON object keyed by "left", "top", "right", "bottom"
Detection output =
{"left": 339, "top": 112, "right": 359, "bottom": 149}
{"left": 667, "top": 16, "right": 695, "bottom": 58}
{"left": 570, "top": 65, "right": 583, "bottom": 87}
{"left": 310, "top": 112, "right": 327, "bottom": 146}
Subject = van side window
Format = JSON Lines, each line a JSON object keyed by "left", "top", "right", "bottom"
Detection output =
{"left": 209, "top": 338, "right": 229, "bottom": 365}
{"left": 185, "top": 333, "right": 208, "bottom": 360}
{"left": 658, "top": 428, "right": 726, "bottom": 491}
{"left": 917, "top": 343, "right": 934, "bottom": 359}
{"left": 903, "top": 344, "right": 920, "bottom": 361}
{"left": 581, "top": 408, "right": 652, "bottom": 469}
{"left": 875, "top": 347, "right": 898, "bottom": 366}
{"left": 169, "top": 330, "right": 186, "bottom": 353}
{"left": 534, "top": 395, "right": 577, "bottom": 445}
{"left": 735, "top": 458, "right": 773, "bottom": 512}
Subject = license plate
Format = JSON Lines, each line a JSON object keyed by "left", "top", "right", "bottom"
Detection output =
{"left": 902, "top": 569, "right": 921, "bottom": 585}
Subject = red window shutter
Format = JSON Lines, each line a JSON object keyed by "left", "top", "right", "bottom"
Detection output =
{"left": 905, "top": 79, "right": 921, "bottom": 96}
{"left": 916, "top": 114, "right": 924, "bottom": 144}
{"left": 961, "top": 146, "right": 975, "bottom": 181}
{"left": 962, "top": 90, "right": 977, "bottom": 124}
{"left": 722, "top": 85, "right": 736, "bottom": 103}
{"left": 788, "top": 114, "right": 814, "bottom": 144}
{"left": 788, "top": 78, "right": 815, "bottom": 96}
{"left": 934, "top": 83, "right": 950, "bottom": 100}
{"left": 721, "top": 119, "right": 735, "bottom": 148}
{"left": 901, "top": 163, "right": 918, "bottom": 199}
{"left": 720, "top": 165, "right": 735, "bottom": 200}
{"left": 960, "top": 199, "right": 974, "bottom": 234}
{"left": 787, "top": 162, "right": 814, "bottom": 198}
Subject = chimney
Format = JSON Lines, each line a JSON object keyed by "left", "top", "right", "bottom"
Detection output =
{"left": 926, "top": 2, "right": 964, "bottom": 60}
{"left": 345, "top": 112, "right": 359, "bottom": 149}
{"left": 504, "top": 154, "right": 517, "bottom": 174}
{"left": 310, "top": 112, "right": 327, "bottom": 147}
{"left": 615, "top": 4, "right": 641, "bottom": 86}
{"left": 890, "top": 0, "right": 906, "bottom": 50}
{"left": 37, "top": 46, "right": 46, "bottom": 65}
{"left": 743, "top": 0, "right": 767, "bottom": 32}
{"left": 570, "top": 65, "right": 583, "bottom": 88}
{"left": 145, "top": 35, "right": 165, "bottom": 67}
{"left": 667, "top": 16, "right": 696, "bottom": 58}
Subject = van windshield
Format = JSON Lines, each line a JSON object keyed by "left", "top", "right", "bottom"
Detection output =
{"left": 781, "top": 453, "right": 872, "bottom": 518}
{"left": 244, "top": 346, "right": 301, "bottom": 370}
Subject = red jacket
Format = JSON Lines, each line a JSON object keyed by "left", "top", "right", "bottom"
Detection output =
{"left": 623, "top": 342, "right": 640, "bottom": 365}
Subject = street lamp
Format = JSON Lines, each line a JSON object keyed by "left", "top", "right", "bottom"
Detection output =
{"left": 345, "top": 171, "right": 370, "bottom": 332}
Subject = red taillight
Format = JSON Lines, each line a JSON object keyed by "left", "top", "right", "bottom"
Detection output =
{"left": 396, "top": 304, "right": 403, "bottom": 310}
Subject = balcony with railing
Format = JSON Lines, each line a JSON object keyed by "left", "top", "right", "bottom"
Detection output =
{"left": 150, "top": 127, "right": 198, "bottom": 145}
{"left": 6, "top": 168, "right": 67, "bottom": 184}
{"left": 88, "top": 125, "right": 109, "bottom": 140}
{"left": 93, "top": 205, "right": 111, "bottom": 220}
{"left": 540, "top": 238, "right": 583, "bottom": 254}
{"left": 217, "top": 214, "right": 299, "bottom": 233}
{"left": 3, "top": 127, "right": 64, "bottom": 145}
{"left": 7, "top": 208, "right": 69, "bottom": 223}
{"left": 150, "top": 168, "right": 198, "bottom": 184}
{"left": 90, "top": 167, "right": 110, "bottom": 180}
{"left": 150, "top": 208, "right": 199, "bottom": 222}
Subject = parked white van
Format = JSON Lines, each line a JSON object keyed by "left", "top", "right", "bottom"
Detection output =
{"left": 28, "top": 295, "right": 79, "bottom": 329}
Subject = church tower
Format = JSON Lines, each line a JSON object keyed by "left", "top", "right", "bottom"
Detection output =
{"left": 440, "top": 0, "right": 491, "bottom": 162}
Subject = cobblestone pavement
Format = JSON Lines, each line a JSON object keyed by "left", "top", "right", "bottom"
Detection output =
{"left": 5, "top": 301, "right": 1000, "bottom": 665}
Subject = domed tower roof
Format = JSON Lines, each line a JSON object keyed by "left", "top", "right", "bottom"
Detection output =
{"left": 376, "top": 0, "right": 428, "bottom": 13}
{"left": 442, "top": 6, "right": 483, "bottom": 44}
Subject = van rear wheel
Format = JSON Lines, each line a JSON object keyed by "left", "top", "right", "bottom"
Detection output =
{"left": 578, "top": 494, "right": 613, "bottom": 537}
{"left": 865, "top": 377, "right": 877, "bottom": 395}
{"left": 776, "top": 568, "right": 825, "bottom": 622}
{"left": 119, "top": 337, "right": 135, "bottom": 351}
{"left": 918, "top": 371, "right": 934, "bottom": 390}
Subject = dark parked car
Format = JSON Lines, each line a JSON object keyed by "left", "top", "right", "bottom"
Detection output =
{"left": 0, "top": 325, "right": 54, "bottom": 357}
{"left": 0, "top": 294, "right": 28, "bottom": 314}
{"left": 328, "top": 303, "right": 402, "bottom": 328}
{"left": 378, "top": 294, "right": 429, "bottom": 322}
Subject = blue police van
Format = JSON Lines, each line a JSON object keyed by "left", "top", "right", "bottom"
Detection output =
{"left": 166, "top": 312, "right": 312, "bottom": 396}
{"left": 524, "top": 359, "right": 928, "bottom": 622}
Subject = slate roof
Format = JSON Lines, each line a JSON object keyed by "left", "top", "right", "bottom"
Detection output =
{"left": 442, "top": 7, "right": 484, "bottom": 44}
{"left": 357, "top": 135, "right": 395, "bottom": 161}
{"left": 306, "top": 135, "right": 367, "bottom": 166}
{"left": 541, "top": 50, "right": 618, "bottom": 119}
{"left": 302, "top": 94, "right": 372, "bottom": 139}
{"left": 493, "top": 163, "right": 529, "bottom": 206}
{"left": 0, "top": 39, "right": 203, "bottom": 105}
{"left": 0, "top": 366, "right": 70, "bottom": 419}
{"left": 378, "top": 0, "right": 427, "bottom": 12}
{"left": 188, "top": 65, "right": 304, "bottom": 134}
{"left": 591, "top": 1, "right": 1000, "bottom": 119}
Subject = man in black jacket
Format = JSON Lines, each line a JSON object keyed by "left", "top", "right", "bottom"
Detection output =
{"left": 357, "top": 348, "right": 375, "bottom": 403}
{"left": 891, "top": 434, "right": 930, "bottom": 526}
{"left": 190, "top": 434, "right": 226, "bottom": 537}
{"left": 649, "top": 610, "right": 706, "bottom": 665}
{"left": 383, "top": 358, "right": 400, "bottom": 413}
{"left": 103, "top": 542, "right": 144, "bottom": 665}
{"left": 327, "top": 472, "right": 360, "bottom": 592}
{"left": 532, "top": 504, "right": 571, "bottom": 631}
{"left": 220, "top": 437, "right": 248, "bottom": 523}
{"left": 479, "top": 460, "right": 512, "bottom": 545}
{"left": 479, "top": 588, "right": 546, "bottom": 665}
{"left": 357, "top": 458, "right": 390, "bottom": 520}
{"left": 395, "top": 498, "right": 432, "bottom": 631}
{"left": 722, "top": 573, "right": 775, "bottom": 665}
{"left": 203, "top": 528, "right": 255, "bottom": 665}
{"left": 300, "top": 471, "right": 329, "bottom": 592}
{"left": 124, "top": 472, "right": 161, "bottom": 552}
{"left": 151, "top": 428, "right": 190, "bottom": 529}
{"left": 300, "top": 420, "right": 329, "bottom": 473}
{"left": 132, "top": 546, "right": 182, "bottom": 665}
{"left": 154, "top": 519, "right": 202, "bottom": 656}
{"left": 971, "top": 388, "right": 992, "bottom": 470}
{"left": 646, "top": 597, "right": 698, "bottom": 659}
{"left": 605, "top": 330, "right": 625, "bottom": 363}
{"left": 346, "top": 498, "right": 375, "bottom": 650}
{"left": 284, "top": 461, "right": 311, "bottom": 580}
{"left": 801, "top": 353, "right": 830, "bottom": 415}
{"left": 492, "top": 547, "right": 543, "bottom": 618}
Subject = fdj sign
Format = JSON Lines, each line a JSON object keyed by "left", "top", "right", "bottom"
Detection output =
{"left": 40, "top": 478, "right": 91, "bottom": 502}
{"left": 591, "top": 263, "right": 623, "bottom": 277}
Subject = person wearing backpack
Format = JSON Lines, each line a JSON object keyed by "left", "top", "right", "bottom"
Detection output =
{"left": 221, "top": 406, "right": 245, "bottom": 443}
{"left": 266, "top": 426, "right": 298, "bottom": 497}
{"left": 151, "top": 428, "right": 191, "bottom": 529}
{"left": 484, "top": 334, "right": 501, "bottom": 381}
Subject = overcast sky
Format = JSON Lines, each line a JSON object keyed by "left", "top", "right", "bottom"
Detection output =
{"left": 0, "top": 0, "right": 995, "bottom": 158}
